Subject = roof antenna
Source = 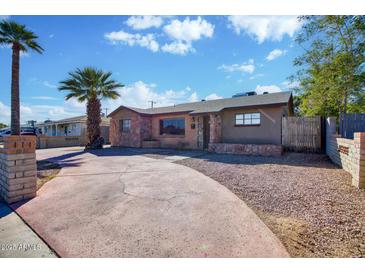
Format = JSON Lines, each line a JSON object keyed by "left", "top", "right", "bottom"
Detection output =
{"left": 148, "top": 100, "right": 156, "bottom": 109}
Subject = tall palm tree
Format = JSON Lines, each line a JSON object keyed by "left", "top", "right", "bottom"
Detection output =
{"left": 59, "top": 67, "right": 123, "bottom": 149}
{"left": 0, "top": 20, "right": 44, "bottom": 135}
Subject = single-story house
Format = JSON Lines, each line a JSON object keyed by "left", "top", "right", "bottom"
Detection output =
{"left": 108, "top": 91, "right": 293, "bottom": 155}
{"left": 36, "top": 115, "right": 110, "bottom": 148}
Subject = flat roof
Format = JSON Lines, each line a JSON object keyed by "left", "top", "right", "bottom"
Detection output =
{"left": 37, "top": 115, "right": 110, "bottom": 126}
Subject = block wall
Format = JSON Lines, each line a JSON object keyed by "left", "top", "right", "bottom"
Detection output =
{"left": 326, "top": 117, "right": 365, "bottom": 188}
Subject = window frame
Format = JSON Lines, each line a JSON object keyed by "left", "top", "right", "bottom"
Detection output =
{"left": 120, "top": 119, "right": 131, "bottom": 133}
{"left": 235, "top": 112, "right": 261, "bottom": 126}
{"left": 159, "top": 117, "right": 185, "bottom": 136}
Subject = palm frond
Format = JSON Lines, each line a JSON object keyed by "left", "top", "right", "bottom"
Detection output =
{"left": 59, "top": 67, "right": 123, "bottom": 103}
{"left": 0, "top": 19, "right": 44, "bottom": 54}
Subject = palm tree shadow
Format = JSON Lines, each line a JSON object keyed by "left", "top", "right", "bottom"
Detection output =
{"left": 37, "top": 150, "right": 86, "bottom": 168}
{"left": 0, "top": 202, "right": 13, "bottom": 218}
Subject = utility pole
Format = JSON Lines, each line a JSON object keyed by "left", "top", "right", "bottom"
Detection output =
{"left": 104, "top": 108, "right": 108, "bottom": 116}
{"left": 148, "top": 101, "right": 157, "bottom": 109}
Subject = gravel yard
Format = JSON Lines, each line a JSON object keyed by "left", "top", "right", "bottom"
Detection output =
{"left": 37, "top": 160, "right": 61, "bottom": 190}
{"left": 175, "top": 153, "right": 365, "bottom": 258}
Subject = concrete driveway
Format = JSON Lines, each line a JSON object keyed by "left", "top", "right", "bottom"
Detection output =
{"left": 12, "top": 147, "right": 289, "bottom": 257}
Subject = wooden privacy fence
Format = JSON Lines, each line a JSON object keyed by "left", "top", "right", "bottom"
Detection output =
{"left": 282, "top": 116, "right": 324, "bottom": 153}
{"left": 340, "top": 113, "right": 365, "bottom": 139}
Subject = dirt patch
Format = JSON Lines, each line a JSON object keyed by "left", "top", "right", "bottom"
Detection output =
{"left": 37, "top": 161, "right": 61, "bottom": 190}
{"left": 176, "top": 152, "right": 365, "bottom": 257}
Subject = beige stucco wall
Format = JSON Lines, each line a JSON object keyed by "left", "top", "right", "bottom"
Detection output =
{"left": 151, "top": 113, "right": 198, "bottom": 149}
{"left": 220, "top": 105, "right": 287, "bottom": 145}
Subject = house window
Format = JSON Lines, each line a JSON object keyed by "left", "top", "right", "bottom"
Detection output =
{"left": 160, "top": 118, "right": 185, "bottom": 135}
{"left": 235, "top": 112, "right": 261, "bottom": 126}
{"left": 120, "top": 119, "right": 131, "bottom": 132}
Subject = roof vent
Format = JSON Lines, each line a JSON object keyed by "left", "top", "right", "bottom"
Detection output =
{"left": 263, "top": 91, "right": 269, "bottom": 95}
{"left": 232, "top": 91, "right": 257, "bottom": 98}
{"left": 246, "top": 91, "right": 257, "bottom": 96}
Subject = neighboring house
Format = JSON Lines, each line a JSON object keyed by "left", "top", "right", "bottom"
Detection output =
{"left": 108, "top": 91, "right": 293, "bottom": 153}
{"left": 36, "top": 115, "right": 110, "bottom": 147}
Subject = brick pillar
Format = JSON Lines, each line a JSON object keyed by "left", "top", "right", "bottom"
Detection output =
{"left": 197, "top": 116, "right": 204, "bottom": 149}
{"left": 209, "top": 113, "right": 222, "bottom": 143}
{"left": 0, "top": 136, "right": 37, "bottom": 204}
{"left": 352, "top": 132, "right": 365, "bottom": 189}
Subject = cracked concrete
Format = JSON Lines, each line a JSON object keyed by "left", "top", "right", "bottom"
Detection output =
{"left": 11, "top": 147, "right": 289, "bottom": 258}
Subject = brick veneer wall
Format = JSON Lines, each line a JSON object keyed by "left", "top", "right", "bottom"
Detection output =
{"left": 0, "top": 136, "right": 37, "bottom": 204}
{"left": 109, "top": 109, "right": 152, "bottom": 147}
{"left": 208, "top": 143, "right": 283, "bottom": 156}
{"left": 209, "top": 113, "right": 222, "bottom": 143}
{"left": 326, "top": 117, "right": 365, "bottom": 188}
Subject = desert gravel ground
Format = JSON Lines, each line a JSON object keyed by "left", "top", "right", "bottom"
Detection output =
{"left": 36, "top": 160, "right": 61, "bottom": 190}
{"left": 174, "top": 152, "right": 365, "bottom": 258}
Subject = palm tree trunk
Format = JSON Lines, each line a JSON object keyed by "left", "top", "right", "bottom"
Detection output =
{"left": 11, "top": 43, "right": 20, "bottom": 135}
{"left": 86, "top": 95, "right": 102, "bottom": 148}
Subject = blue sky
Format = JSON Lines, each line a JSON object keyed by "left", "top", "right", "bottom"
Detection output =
{"left": 0, "top": 15, "right": 302, "bottom": 124}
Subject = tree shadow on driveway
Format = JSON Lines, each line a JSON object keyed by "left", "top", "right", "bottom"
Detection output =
{"left": 87, "top": 147, "right": 339, "bottom": 170}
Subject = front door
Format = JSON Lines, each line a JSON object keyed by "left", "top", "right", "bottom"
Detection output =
{"left": 203, "top": 116, "right": 210, "bottom": 149}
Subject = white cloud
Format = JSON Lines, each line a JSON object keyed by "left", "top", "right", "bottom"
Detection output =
{"left": 163, "top": 16, "right": 214, "bottom": 42}
{"left": 266, "top": 49, "right": 287, "bottom": 61}
{"left": 0, "top": 96, "right": 87, "bottom": 124}
{"left": 1, "top": 43, "right": 29, "bottom": 58}
{"left": 43, "top": 81, "right": 57, "bottom": 89}
{"left": 0, "top": 100, "right": 79, "bottom": 124}
{"left": 19, "top": 51, "right": 29, "bottom": 58}
{"left": 188, "top": 92, "right": 199, "bottom": 102}
{"left": 255, "top": 85, "right": 282, "bottom": 94}
{"left": 205, "top": 93, "right": 223, "bottom": 100}
{"left": 0, "top": 101, "right": 34, "bottom": 124}
{"left": 227, "top": 16, "right": 302, "bottom": 44}
{"left": 31, "top": 96, "right": 58, "bottom": 100}
{"left": 64, "top": 98, "right": 86, "bottom": 110}
{"left": 20, "top": 105, "right": 32, "bottom": 114}
{"left": 126, "top": 16, "right": 164, "bottom": 30}
{"left": 0, "top": 101, "right": 11, "bottom": 124}
{"left": 104, "top": 31, "right": 159, "bottom": 52}
{"left": 105, "top": 16, "right": 213, "bottom": 55}
{"left": 281, "top": 80, "right": 300, "bottom": 90}
{"left": 161, "top": 41, "right": 194, "bottom": 55}
{"left": 218, "top": 59, "right": 255, "bottom": 74}
{"left": 105, "top": 81, "right": 200, "bottom": 111}
{"left": 0, "top": 82, "right": 205, "bottom": 124}
{"left": 159, "top": 16, "right": 214, "bottom": 56}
